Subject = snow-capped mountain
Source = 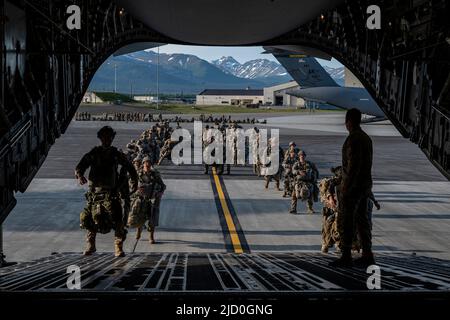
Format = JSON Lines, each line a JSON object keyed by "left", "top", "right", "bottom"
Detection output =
{"left": 212, "top": 56, "right": 287, "bottom": 79}
{"left": 89, "top": 50, "right": 346, "bottom": 93}
{"left": 210, "top": 56, "right": 241, "bottom": 75}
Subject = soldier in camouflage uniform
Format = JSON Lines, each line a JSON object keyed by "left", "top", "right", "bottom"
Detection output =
{"left": 158, "top": 137, "right": 181, "bottom": 165}
{"left": 132, "top": 156, "right": 166, "bottom": 243}
{"left": 75, "top": 126, "right": 138, "bottom": 257}
{"left": 289, "top": 150, "right": 319, "bottom": 214}
{"left": 263, "top": 138, "right": 284, "bottom": 191}
{"left": 319, "top": 166, "right": 342, "bottom": 253}
{"left": 132, "top": 155, "right": 142, "bottom": 172}
{"left": 284, "top": 141, "right": 299, "bottom": 159}
{"left": 250, "top": 127, "right": 261, "bottom": 176}
{"left": 282, "top": 149, "right": 297, "bottom": 197}
{"left": 330, "top": 108, "right": 375, "bottom": 268}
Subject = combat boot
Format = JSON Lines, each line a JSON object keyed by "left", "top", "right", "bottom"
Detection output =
{"left": 275, "top": 181, "right": 281, "bottom": 191}
{"left": 329, "top": 250, "right": 353, "bottom": 268}
{"left": 354, "top": 251, "right": 375, "bottom": 268}
{"left": 149, "top": 233, "right": 155, "bottom": 244}
{"left": 114, "top": 238, "right": 125, "bottom": 257}
{"left": 83, "top": 231, "right": 96, "bottom": 256}
{"left": 264, "top": 179, "right": 269, "bottom": 189}
{"left": 307, "top": 202, "right": 315, "bottom": 214}
{"left": 135, "top": 227, "right": 142, "bottom": 240}
{"left": 321, "top": 245, "right": 329, "bottom": 253}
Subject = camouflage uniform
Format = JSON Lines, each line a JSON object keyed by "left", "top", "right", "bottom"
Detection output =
{"left": 282, "top": 152, "right": 297, "bottom": 197}
{"left": 118, "top": 166, "right": 131, "bottom": 226}
{"left": 158, "top": 139, "right": 179, "bottom": 165}
{"left": 283, "top": 143, "right": 299, "bottom": 159}
{"left": 289, "top": 154, "right": 319, "bottom": 214}
{"left": 319, "top": 168, "right": 342, "bottom": 252}
{"left": 76, "top": 143, "right": 138, "bottom": 257}
{"left": 338, "top": 127, "right": 373, "bottom": 258}
{"left": 264, "top": 145, "right": 284, "bottom": 190}
{"left": 130, "top": 165, "right": 166, "bottom": 242}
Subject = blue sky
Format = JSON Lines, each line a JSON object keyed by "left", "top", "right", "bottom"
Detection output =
{"left": 153, "top": 44, "right": 343, "bottom": 69}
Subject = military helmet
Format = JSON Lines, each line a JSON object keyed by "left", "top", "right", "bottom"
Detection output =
{"left": 289, "top": 141, "right": 296, "bottom": 146}
{"left": 142, "top": 156, "right": 153, "bottom": 164}
{"left": 97, "top": 126, "right": 116, "bottom": 139}
{"left": 298, "top": 150, "right": 306, "bottom": 157}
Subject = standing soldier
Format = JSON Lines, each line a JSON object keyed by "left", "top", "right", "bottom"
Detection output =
{"left": 130, "top": 157, "right": 166, "bottom": 244}
{"left": 250, "top": 127, "right": 261, "bottom": 176}
{"left": 263, "top": 138, "right": 284, "bottom": 191}
{"left": 282, "top": 149, "right": 297, "bottom": 198}
{"left": 330, "top": 108, "right": 374, "bottom": 268}
{"left": 289, "top": 150, "right": 319, "bottom": 214}
{"left": 75, "top": 126, "right": 138, "bottom": 257}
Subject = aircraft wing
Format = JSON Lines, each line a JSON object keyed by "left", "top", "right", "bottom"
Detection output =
{"left": 272, "top": 54, "right": 339, "bottom": 88}
{"left": 288, "top": 87, "right": 385, "bottom": 118}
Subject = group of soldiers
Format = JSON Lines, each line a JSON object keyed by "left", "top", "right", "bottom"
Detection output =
{"left": 251, "top": 111, "right": 380, "bottom": 267}
{"left": 201, "top": 122, "right": 247, "bottom": 175}
{"left": 75, "top": 124, "right": 171, "bottom": 257}
{"left": 75, "top": 111, "right": 266, "bottom": 125}
{"left": 252, "top": 139, "right": 320, "bottom": 215}
{"left": 124, "top": 120, "right": 178, "bottom": 166}
{"left": 75, "top": 108, "right": 378, "bottom": 267}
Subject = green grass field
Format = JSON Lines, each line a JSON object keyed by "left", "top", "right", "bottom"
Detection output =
{"left": 149, "top": 105, "right": 303, "bottom": 114}
{"left": 82, "top": 103, "right": 343, "bottom": 114}
{"left": 94, "top": 92, "right": 136, "bottom": 103}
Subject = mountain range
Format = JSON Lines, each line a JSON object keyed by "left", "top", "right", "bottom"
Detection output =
{"left": 88, "top": 50, "right": 344, "bottom": 94}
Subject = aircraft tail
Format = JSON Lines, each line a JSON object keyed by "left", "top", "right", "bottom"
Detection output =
{"left": 274, "top": 54, "right": 339, "bottom": 88}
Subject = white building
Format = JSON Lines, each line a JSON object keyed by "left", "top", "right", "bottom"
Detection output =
{"left": 263, "top": 81, "right": 304, "bottom": 107}
{"left": 133, "top": 95, "right": 159, "bottom": 103}
{"left": 196, "top": 89, "right": 264, "bottom": 106}
{"left": 82, "top": 92, "right": 103, "bottom": 103}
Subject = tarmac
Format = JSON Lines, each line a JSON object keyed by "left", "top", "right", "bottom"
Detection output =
{"left": 3, "top": 112, "right": 450, "bottom": 263}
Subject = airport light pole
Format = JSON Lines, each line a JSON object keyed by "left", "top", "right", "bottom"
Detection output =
{"left": 130, "top": 82, "right": 133, "bottom": 99}
{"left": 114, "top": 63, "right": 117, "bottom": 93}
{"left": 157, "top": 46, "right": 160, "bottom": 110}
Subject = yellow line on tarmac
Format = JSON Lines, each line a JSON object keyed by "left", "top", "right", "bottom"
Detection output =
{"left": 212, "top": 168, "right": 243, "bottom": 254}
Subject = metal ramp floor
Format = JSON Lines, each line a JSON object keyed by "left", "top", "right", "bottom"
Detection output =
{"left": 1, "top": 252, "right": 449, "bottom": 293}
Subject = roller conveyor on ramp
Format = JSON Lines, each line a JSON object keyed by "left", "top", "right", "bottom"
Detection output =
{"left": 1, "top": 252, "right": 449, "bottom": 293}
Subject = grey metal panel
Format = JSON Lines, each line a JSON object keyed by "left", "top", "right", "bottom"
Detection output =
{"left": 115, "top": 0, "right": 344, "bottom": 45}
{"left": 113, "top": 42, "right": 166, "bottom": 56}
{"left": 274, "top": 56, "right": 338, "bottom": 88}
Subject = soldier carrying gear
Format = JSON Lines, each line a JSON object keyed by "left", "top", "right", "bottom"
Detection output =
{"left": 132, "top": 155, "right": 143, "bottom": 172}
{"left": 157, "top": 137, "right": 181, "bottom": 165}
{"left": 284, "top": 141, "right": 299, "bottom": 159}
{"left": 282, "top": 148, "right": 297, "bottom": 198}
{"left": 319, "top": 166, "right": 342, "bottom": 253}
{"left": 262, "top": 138, "right": 284, "bottom": 191}
{"left": 289, "top": 150, "right": 319, "bottom": 214}
{"left": 128, "top": 156, "right": 166, "bottom": 245}
{"left": 75, "top": 126, "right": 138, "bottom": 257}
